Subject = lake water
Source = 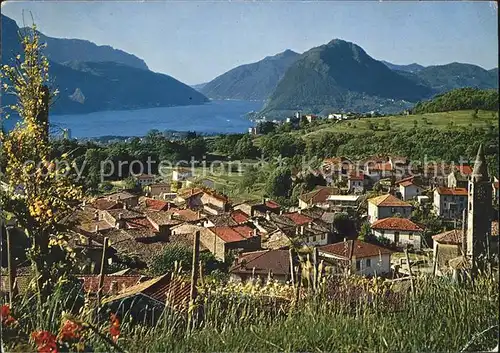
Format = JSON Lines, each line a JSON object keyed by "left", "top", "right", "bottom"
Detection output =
{"left": 3, "top": 100, "right": 264, "bottom": 138}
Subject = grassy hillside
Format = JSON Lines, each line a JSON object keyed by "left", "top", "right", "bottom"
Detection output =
{"left": 301, "top": 110, "right": 498, "bottom": 138}
{"left": 412, "top": 88, "right": 499, "bottom": 114}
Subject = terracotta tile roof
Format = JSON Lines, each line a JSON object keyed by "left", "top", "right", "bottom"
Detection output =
{"left": 206, "top": 214, "right": 238, "bottom": 226}
{"left": 319, "top": 240, "right": 393, "bottom": 259}
{"left": 173, "top": 209, "right": 202, "bottom": 222}
{"left": 79, "top": 275, "right": 149, "bottom": 295}
{"left": 145, "top": 211, "right": 182, "bottom": 227}
{"left": 265, "top": 200, "right": 281, "bottom": 209}
{"left": 102, "top": 274, "right": 190, "bottom": 309}
{"left": 435, "top": 187, "right": 468, "bottom": 196}
{"left": 348, "top": 172, "right": 365, "bottom": 181}
{"left": 145, "top": 198, "right": 171, "bottom": 211}
{"left": 106, "top": 191, "right": 137, "bottom": 201}
{"left": 457, "top": 165, "right": 473, "bottom": 175}
{"left": 91, "top": 198, "right": 123, "bottom": 210}
{"left": 283, "top": 212, "right": 314, "bottom": 226}
{"left": 298, "top": 187, "right": 339, "bottom": 204}
{"left": 395, "top": 176, "right": 415, "bottom": 185}
{"left": 231, "top": 210, "right": 250, "bottom": 223}
{"left": 125, "top": 217, "right": 156, "bottom": 231}
{"left": 178, "top": 188, "right": 204, "bottom": 199}
{"left": 371, "top": 162, "right": 393, "bottom": 172}
{"left": 210, "top": 225, "right": 256, "bottom": 243}
{"left": 371, "top": 218, "right": 423, "bottom": 232}
{"left": 368, "top": 194, "right": 412, "bottom": 207}
{"left": 231, "top": 249, "right": 291, "bottom": 276}
{"left": 106, "top": 209, "right": 143, "bottom": 220}
{"left": 432, "top": 229, "right": 463, "bottom": 245}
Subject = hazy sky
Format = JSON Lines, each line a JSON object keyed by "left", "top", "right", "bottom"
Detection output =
{"left": 2, "top": 1, "right": 498, "bottom": 85}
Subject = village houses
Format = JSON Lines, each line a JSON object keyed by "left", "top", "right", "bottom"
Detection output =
{"left": 370, "top": 217, "right": 424, "bottom": 250}
{"left": 367, "top": 194, "right": 412, "bottom": 223}
{"left": 319, "top": 240, "right": 393, "bottom": 276}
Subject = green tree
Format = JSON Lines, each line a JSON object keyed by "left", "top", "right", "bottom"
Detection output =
{"left": 234, "top": 134, "right": 258, "bottom": 159}
{"left": 265, "top": 167, "right": 293, "bottom": 198}
{"left": 358, "top": 222, "right": 372, "bottom": 242}
{"left": 150, "top": 244, "right": 223, "bottom": 275}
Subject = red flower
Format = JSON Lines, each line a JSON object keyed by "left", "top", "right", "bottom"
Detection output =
{"left": 109, "top": 313, "right": 120, "bottom": 342}
{"left": 1, "top": 304, "right": 17, "bottom": 326}
{"left": 58, "top": 320, "right": 82, "bottom": 341}
{"left": 31, "top": 330, "right": 58, "bottom": 353}
{"left": 1, "top": 304, "right": 10, "bottom": 318}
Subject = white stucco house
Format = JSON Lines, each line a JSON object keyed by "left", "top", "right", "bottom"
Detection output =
{"left": 433, "top": 187, "right": 468, "bottom": 220}
{"left": 172, "top": 168, "right": 193, "bottom": 182}
{"left": 319, "top": 240, "right": 393, "bottom": 276}
{"left": 370, "top": 217, "right": 424, "bottom": 250}
{"left": 398, "top": 180, "right": 425, "bottom": 201}
{"left": 367, "top": 194, "right": 412, "bottom": 224}
{"left": 135, "top": 174, "right": 155, "bottom": 186}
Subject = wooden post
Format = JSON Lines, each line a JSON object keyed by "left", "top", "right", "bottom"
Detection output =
{"left": 289, "top": 248, "right": 295, "bottom": 287}
{"left": 312, "top": 247, "right": 319, "bottom": 291}
{"left": 199, "top": 260, "right": 205, "bottom": 288}
{"left": 405, "top": 249, "right": 415, "bottom": 295}
{"left": 188, "top": 231, "right": 200, "bottom": 330}
{"left": 433, "top": 245, "right": 439, "bottom": 277}
{"left": 6, "top": 225, "right": 17, "bottom": 306}
{"left": 96, "top": 237, "right": 109, "bottom": 307}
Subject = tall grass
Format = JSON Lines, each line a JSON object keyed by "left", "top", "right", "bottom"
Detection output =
{"left": 4, "top": 273, "right": 498, "bottom": 352}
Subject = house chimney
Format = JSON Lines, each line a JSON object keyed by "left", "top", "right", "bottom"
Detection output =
{"left": 123, "top": 202, "right": 127, "bottom": 210}
{"left": 118, "top": 213, "right": 123, "bottom": 220}
{"left": 265, "top": 211, "right": 271, "bottom": 221}
{"left": 94, "top": 210, "right": 99, "bottom": 220}
{"left": 279, "top": 210, "right": 283, "bottom": 215}
{"left": 253, "top": 228, "right": 258, "bottom": 237}
{"left": 308, "top": 222, "right": 312, "bottom": 228}
{"left": 167, "top": 202, "right": 171, "bottom": 211}
{"left": 95, "top": 225, "right": 99, "bottom": 233}
{"left": 297, "top": 209, "right": 302, "bottom": 214}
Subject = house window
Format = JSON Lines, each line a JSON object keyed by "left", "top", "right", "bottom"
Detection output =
{"left": 408, "top": 233, "right": 414, "bottom": 240}
{"left": 394, "top": 232, "right": 400, "bottom": 244}
{"left": 321, "top": 233, "right": 326, "bottom": 240}
{"left": 356, "top": 260, "right": 361, "bottom": 271}
{"left": 366, "top": 259, "right": 371, "bottom": 267}
{"left": 391, "top": 207, "right": 396, "bottom": 213}
{"left": 313, "top": 235, "right": 317, "bottom": 242}
{"left": 381, "top": 230, "right": 385, "bottom": 236}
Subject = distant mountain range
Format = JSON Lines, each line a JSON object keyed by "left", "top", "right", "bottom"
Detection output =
{"left": 200, "top": 41, "right": 497, "bottom": 117}
{"left": 1, "top": 15, "right": 208, "bottom": 115}
{"left": 261, "top": 39, "right": 433, "bottom": 116}
{"left": 31, "top": 29, "right": 150, "bottom": 71}
{"left": 200, "top": 49, "right": 300, "bottom": 101}
{"left": 381, "top": 61, "right": 425, "bottom": 73}
{"left": 3, "top": 13, "right": 497, "bottom": 118}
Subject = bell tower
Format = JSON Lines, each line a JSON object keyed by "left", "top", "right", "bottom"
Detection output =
{"left": 466, "top": 144, "right": 492, "bottom": 268}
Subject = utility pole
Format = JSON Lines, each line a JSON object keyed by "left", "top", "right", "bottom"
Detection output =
{"left": 6, "top": 224, "right": 17, "bottom": 306}
{"left": 96, "top": 237, "right": 109, "bottom": 308}
{"left": 188, "top": 231, "right": 200, "bottom": 331}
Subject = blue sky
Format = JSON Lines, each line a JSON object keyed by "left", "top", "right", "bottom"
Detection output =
{"left": 2, "top": 1, "right": 498, "bottom": 85}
